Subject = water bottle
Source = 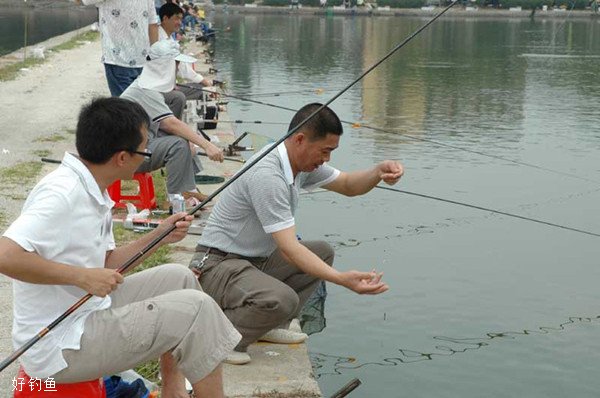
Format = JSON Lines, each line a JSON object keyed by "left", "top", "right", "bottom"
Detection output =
{"left": 168, "top": 193, "right": 186, "bottom": 214}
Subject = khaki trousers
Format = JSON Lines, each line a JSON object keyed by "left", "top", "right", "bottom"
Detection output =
{"left": 52, "top": 264, "right": 240, "bottom": 384}
{"left": 192, "top": 241, "right": 334, "bottom": 351}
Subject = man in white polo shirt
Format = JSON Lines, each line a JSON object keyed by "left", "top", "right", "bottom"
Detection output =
{"left": 158, "top": 2, "right": 215, "bottom": 99}
{"left": 0, "top": 97, "right": 240, "bottom": 397}
{"left": 121, "top": 39, "right": 223, "bottom": 203}
{"left": 190, "top": 103, "right": 403, "bottom": 364}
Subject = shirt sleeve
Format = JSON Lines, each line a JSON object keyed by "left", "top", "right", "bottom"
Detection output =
{"left": 147, "top": 0, "right": 158, "bottom": 24}
{"left": 246, "top": 170, "right": 295, "bottom": 234}
{"left": 178, "top": 62, "right": 204, "bottom": 84}
{"left": 80, "top": 0, "right": 106, "bottom": 5}
{"left": 3, "top": 188, "right": 71, "bottom": 257}
{"left": 301, "top": 163, "right": 341, "bottom": 191}
{"left": 123, "top": 87, "right": 173, "bottom": 124}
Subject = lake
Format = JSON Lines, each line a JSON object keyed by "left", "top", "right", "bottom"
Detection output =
{"left": 0, "top": 5, "right": 97, "bottom": 56}
{"left": 211, "top": 12, "right": 600, "bottom": 397}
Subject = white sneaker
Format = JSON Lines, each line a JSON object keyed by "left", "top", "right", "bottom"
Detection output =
{"left": 224, "top": 350, "right": 251, "bottom": 365}
{"left": 289, "top": 318, "right": 302, "bottom": 333}
{"left": 259, "top": 328, "right": 308, "bottom": 344}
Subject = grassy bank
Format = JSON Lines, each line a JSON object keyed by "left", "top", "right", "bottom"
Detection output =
{"left": 0, "top": 30, "right": 99, "bottom": 82}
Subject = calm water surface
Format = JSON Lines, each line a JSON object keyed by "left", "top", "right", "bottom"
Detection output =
{"left": 212, "top": 13, "right": 600, "bottom": 397}
{"left": 0, "top": 6, "right": 97, "bottom": 56}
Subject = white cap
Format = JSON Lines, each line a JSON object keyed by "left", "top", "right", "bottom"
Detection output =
{"left": 147, "top": 40, "right": 197, "bottom": 63}
{"left": 138, "top": 40, "right": 197, "bottom": 93}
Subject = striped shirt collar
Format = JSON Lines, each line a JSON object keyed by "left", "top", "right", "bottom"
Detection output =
{"left": 277, "top": 142, "right": 294, "bottom": 185}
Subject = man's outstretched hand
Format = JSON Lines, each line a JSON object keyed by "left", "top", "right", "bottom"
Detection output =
{"left": 377, "top": 160, "right": 403, "bottom": 185}
{"left": 339, "top": 270, "right": 388, "bottom": 295}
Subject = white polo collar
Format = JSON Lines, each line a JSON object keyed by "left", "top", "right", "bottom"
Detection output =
{"left": 276, "top": 142, "right": 294, "bottom": 185}
{"left": 61, "top": 152, "right": 114, "bottom": 208}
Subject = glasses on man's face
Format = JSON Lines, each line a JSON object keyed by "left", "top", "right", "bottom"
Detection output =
{"left": 128, "top": 149, "right": 152, "bottom": 158}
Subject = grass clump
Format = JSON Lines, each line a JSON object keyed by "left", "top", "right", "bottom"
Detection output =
{"left": 113, "top": 223, "right": 173, "bottom": 275}
{"left": 135, "top": 360, "right": 160, "bottom": 386}
{"left": 31, "top": 149, "right": 51, "bottom": 158}
{"left": 0, "top": 57, "right": 44, "bottom": 82}
{"left": 0, "top": 30, "right": 99, "bottom": 82}
{"left": 35, "top": 133, "right": 66, "bottom": 143}
{"left": 52, "top": 30, "right": 100, "bottom": 52}
{"left": 0, "top": 161, "right": 43, "bottom": 185}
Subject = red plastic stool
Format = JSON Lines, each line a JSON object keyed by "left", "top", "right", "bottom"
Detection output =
{"left": 13, "top": 366, "right": 105, "bottom": 397}
{"left": 107, "top": 172, "right": 157, "bottom": 210}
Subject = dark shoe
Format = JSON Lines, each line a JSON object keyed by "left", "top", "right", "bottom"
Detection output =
{"left": 195, "top": 175, "right": 225, "bottom": 185}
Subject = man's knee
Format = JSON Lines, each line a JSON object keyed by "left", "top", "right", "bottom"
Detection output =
{"left": 170, "top": 289, "right": 216, "bottom": 316}
{"left": 262, "top": 285, "right": 299, "bottom": 321}
{"left": 166, "top": 137, "right": 193, "bottom": 162}
{"left": 169, "top": 90, "right": 186, "bottom": 107}
{"left": 159, "top": 263, "right": 200, "bottom": 290}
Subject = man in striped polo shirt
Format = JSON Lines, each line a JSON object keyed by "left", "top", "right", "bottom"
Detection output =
{"left": 190, "top": 103, "right": 403, "bottom": 364}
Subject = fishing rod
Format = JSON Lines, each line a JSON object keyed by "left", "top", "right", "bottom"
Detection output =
{"left": 375, "top": 185, "right": 600, "bottom": 238}
{"left": 239, "top": 88, "right": 326, "bottom": 97}
{"left": 0, "top": 0, "right": 459, "bottom": 373}
{"left": 330, "top": 378, "right": 362, "bottom": 398}
{"left": 199, "top": 118, "right": 289, "bottom": 125}
{"left": 212, "top": 92, "right": 600, "bottom": 185}
{"left": 237, "top": 84, "right": 401, "bottom": 98}
{"left": 197, "top": 152, "right": 245, "bottom": 163}
{"left": 43, "top": 154, "right": 245, "bottom": 165}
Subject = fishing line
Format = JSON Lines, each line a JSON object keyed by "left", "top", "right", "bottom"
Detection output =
{"left": 311, "top": 315, "right": 600, "bottom": 378}
{"left": 0, "top": 0, "right": 459, "bottom": 372}
{"left": 304, "top": 186, "right": 600, "bottom": 251}
{"left": 549, "top": 0, "right": 578, "bottom": 45}
{"left": 216, "top": 92, "right": 600, "bottom": 185}
{"left": 375, "top": 185, "right": 600, "bottom": 238}
{"left": 237, "top": 85, "right": 394, "bottom": 98}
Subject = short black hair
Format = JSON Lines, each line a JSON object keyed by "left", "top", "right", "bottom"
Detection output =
{"left": 160, "top": 2, "right": 184, "bottom": 22}
{"left": 288, "top": 103, "right": 343, "bottom": 141}
{"left": 76, "top": 97, "right": 149, "bottom": 164}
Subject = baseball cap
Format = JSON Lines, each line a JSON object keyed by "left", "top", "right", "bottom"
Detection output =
{"left": 147, "top": 40, "right": 197, "bottom": 63}
{"left": 137, "top": 40, "right": 197, "bottom": 92}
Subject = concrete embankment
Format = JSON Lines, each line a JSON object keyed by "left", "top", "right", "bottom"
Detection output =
{"left": 0, "top": 25, "right": 321, "bottom": 397}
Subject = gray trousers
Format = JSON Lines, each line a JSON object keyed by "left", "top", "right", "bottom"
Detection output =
{"left": 136, "top": 90, "right": 199, "bottom": 194}
{"left": 52, "top": 264, "right": 240, "bottom": 384}
{"left": 191, "top": 241, "right": 334, "bottom": 351}
{"left": 176, "top": 83, "right": 205, "bottom": 100}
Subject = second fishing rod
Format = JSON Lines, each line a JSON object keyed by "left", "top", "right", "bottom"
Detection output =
{"left": 0, "top": 0, "right": 459, "bottom": 372}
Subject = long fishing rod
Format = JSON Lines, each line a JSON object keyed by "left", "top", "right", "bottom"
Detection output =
{"left": 199, "top": 118, "right": 289, "bottom": 125}
{"left": 237, "top": 84, "right": 401, "bottom": 98}
{"left": 197, "top": 151, "right": 246, "bottom": 163}
{"left": 0, "top": 0, "right": 459, "bottom": 372}
{"left": 212, "top": 92, "right": 600, "bottom": 185}
{"left": 375, "top": 185, "right": 600, "bottom": 238}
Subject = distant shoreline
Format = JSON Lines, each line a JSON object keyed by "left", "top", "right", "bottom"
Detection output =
{"left": 1, "top": 1, "right": 598, "bottom": 18}
{"left": 0, "top": 0, "right": 72, "bottom": 7}
{"left": 217, "top": 4, "right": 599, "bottom": 18}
